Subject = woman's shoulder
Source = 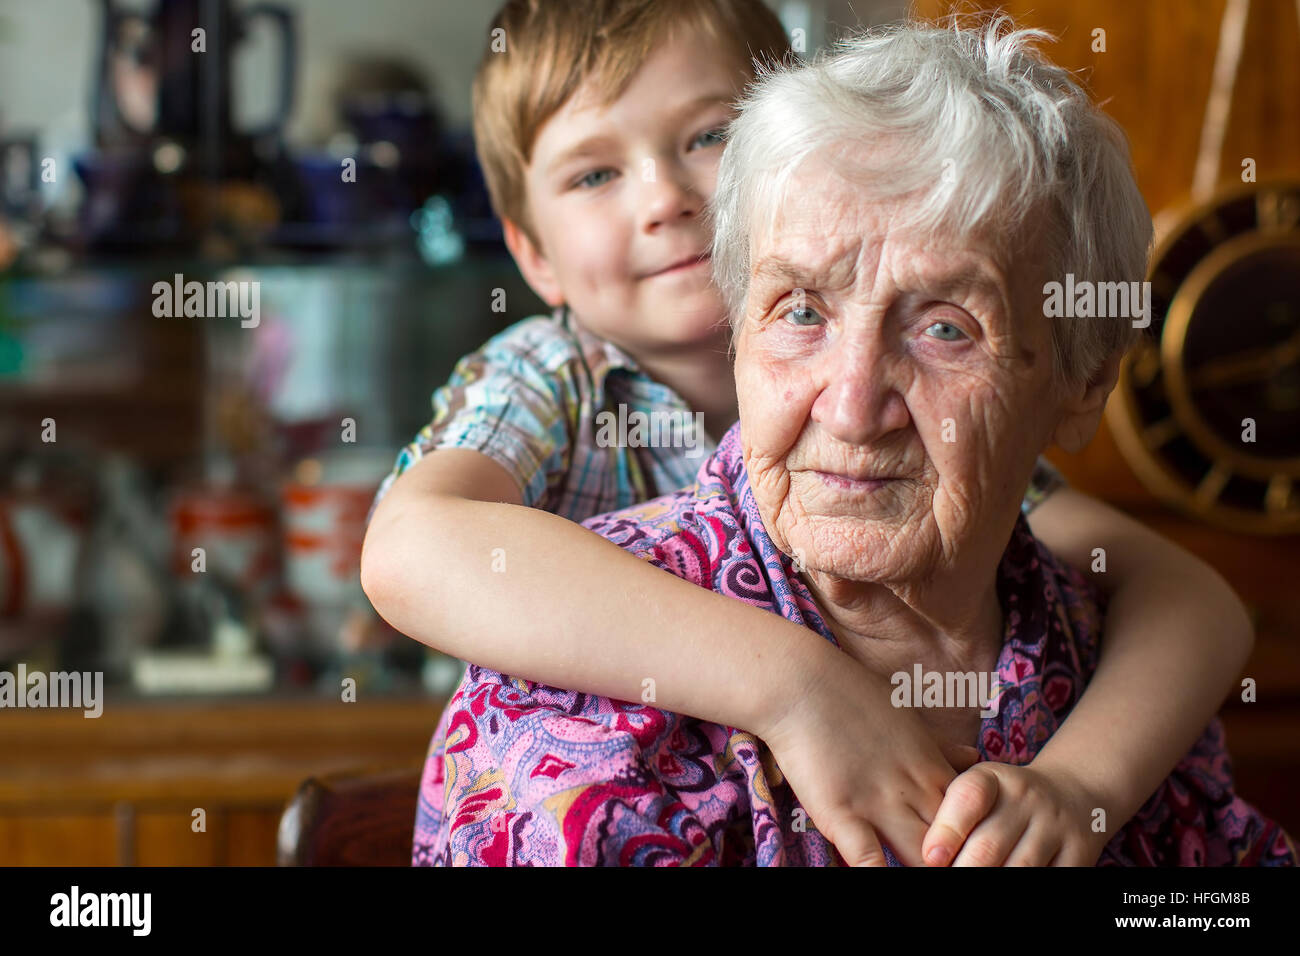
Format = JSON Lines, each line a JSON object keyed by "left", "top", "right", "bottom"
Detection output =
{"left": 575, "top": 426, "right": 741, "bottom": 583}
{"left": 582, "top": 427, "right": 815, "bottom": 625}
{"left": 579, "top": 485, "right": 737, "bottom": 588}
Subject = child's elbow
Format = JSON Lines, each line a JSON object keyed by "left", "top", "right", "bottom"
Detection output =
{"left": 359, "top": 519, "right": 403, "bottom": 621}
{"left": 1202, "top": 563, "right": 1255, "bottom": 662}
{"left": 1226, "top": 588, "right": 1255, "bottom": 661}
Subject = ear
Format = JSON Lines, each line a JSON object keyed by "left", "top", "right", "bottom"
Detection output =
{"left": 1050, "top": 350, "right": 1124, "bottom": 454}
{"left": 502, "top": 219, "right": 564, "bottom": 308}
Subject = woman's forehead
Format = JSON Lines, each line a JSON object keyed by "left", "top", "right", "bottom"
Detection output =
{"left": 748, "top": 142, "right": 1027, "bottom": 272}
{"left": 750, "top": 221, "right": 1010, "bottom": 299}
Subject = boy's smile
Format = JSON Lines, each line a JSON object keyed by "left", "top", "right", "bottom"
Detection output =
{"left": 640, "top": 251, "right": 712, "bottom": 280}
{"left": 504, "top": 28, "right": 747, "bottom": 358}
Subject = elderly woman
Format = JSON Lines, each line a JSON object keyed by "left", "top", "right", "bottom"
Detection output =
{"left": 415, "top": 20, "right": 1297, "bottom": 866}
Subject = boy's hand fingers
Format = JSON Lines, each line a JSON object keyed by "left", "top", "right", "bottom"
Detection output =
{"left": 829, "top": 818, "right": 890, "bottom": 867}
{"left": 922, "top": 766, "right": 1000, "bottom": 866}
{"left": 938, "top": 741, "right": 981, "bottom": 772}
{"left": 952, "top": 811, "right": 1029, "bottom": 867}
{"left": 1003, "top": 821, "right": 1061, "bottom": 867}
{"left": 1050, "top": 838, "right": 1102, "bottom": 867}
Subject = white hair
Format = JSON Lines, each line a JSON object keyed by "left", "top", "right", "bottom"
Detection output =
{"left": 709, "top": 13, "right": 1153, "bottom": 384}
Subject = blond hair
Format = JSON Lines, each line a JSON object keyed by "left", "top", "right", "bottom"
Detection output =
{"left": 472, "top": 0, "right": 791, "bottom": 245}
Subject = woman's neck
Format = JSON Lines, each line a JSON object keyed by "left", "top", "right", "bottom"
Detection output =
{"left": 799, "top": 570, "right": 1005, "bottom": 680}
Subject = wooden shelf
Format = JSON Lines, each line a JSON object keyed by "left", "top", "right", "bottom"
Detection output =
{"left": 0, "top": 694, "right": 443, "bottom": 865}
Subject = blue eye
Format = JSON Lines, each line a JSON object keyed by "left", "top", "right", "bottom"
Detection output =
{"left": 692, "top": 127, "right": 727, "bottom": 149}
{"left": 784, "top": 306, "right": 823, "bottom": 327}
{"left": 576, "top": 169, "right": 615, "bottom": 189}
{"left": 924, "top": 321, "right": 965, "bottom": 341}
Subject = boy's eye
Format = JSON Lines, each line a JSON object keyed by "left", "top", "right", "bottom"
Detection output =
{"left": 575, "top": 169, "right": 616, "bottom": 189}
{"left": 691, "top": 127, "right": 727, "bottom": 149}
{"left": 782, "top": 306, "right": 824, "bottom": 327}
{"left": 923, "top": 321, "right": 966, "bottom": 341}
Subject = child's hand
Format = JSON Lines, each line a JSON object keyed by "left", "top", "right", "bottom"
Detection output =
{"left": 759, "top": 654, "right": 980, "bottom": 867}
{"left": 921, "top": 761, "right": 1110, "bottom": 866}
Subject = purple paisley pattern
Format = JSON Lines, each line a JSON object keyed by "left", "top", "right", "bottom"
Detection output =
{"left": 412, "top": 421, "right": 1298, "bottom": 866}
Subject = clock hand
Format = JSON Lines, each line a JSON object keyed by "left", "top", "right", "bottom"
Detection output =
{"left": 1188, "top": 325, "right": 1300, "bottom": 390}
{"left": 1278, "top": 325, "right": 1300, "bottom": 364}
{"left": 1190, "top": 347, "right": 1280, "bottom": 389}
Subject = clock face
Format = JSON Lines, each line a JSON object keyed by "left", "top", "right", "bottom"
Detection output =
{"left": 1108, "top": 182, "right": 1300, "bottom": 534}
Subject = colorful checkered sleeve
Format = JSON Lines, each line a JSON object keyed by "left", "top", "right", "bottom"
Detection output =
{"left": 367, "top": 318, "right": 578, "bottom": 523}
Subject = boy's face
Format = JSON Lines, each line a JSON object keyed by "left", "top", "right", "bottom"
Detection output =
{"left": 505, "top": 29, "right": 747, "bottom": 356}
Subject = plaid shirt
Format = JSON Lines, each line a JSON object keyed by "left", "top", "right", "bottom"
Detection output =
{"left": 371, "top": 305, "right": 1067, "bottom": 524}
{"left": 370, "top": 307, "right": 717, "bottom": 523}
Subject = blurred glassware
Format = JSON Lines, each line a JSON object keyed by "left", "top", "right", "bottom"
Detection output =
{"left": 0, "top": 133, "right": 44, "bottom": 268}
{"left": 260, "top": 53, "right": 448, "bottom": 253}
{"left": 167, "top": 460, "right": 279, "bottom": 602}
{"left": 76, "top": 0, "right": 297, "bottom": 254}
{"left": 281, "top": 448, "right": 389, "bottom": 608}
{"left": 269, "top": 150, "right": 412, "bottom": 248}
{"left": 79, "top": 455, "right": 169, "bottom": 679}
{"left": 0, "top": 453, "right": 92, "bottom": 657}
{"left": 0, "top": 135, "right": 41, "bottom": 225}
{"left": 205, "top": 267, "right": 400, "bottom": 456}
{"left": 281, "top": 447, "right": 391, "bottom": 669}
{"left": 410, "top": 195, "right": 464, "bottom": 266}
{"left": 333, "top": 56, "right": 443, "bottom": 189}
{"left": 132, "top": 571, "right": 274, "bottom": 695}
{"left": 92, "top": 0, "right": 296, "bottom": 162}
{"left": 72, "top": 149, "right": 183, "bottom": 249}
{"left": 0, "top": 215, "right": 17, "bottom": 272}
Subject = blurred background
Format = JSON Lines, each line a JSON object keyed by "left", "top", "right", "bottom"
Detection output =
{"left": 0, "top": 0, "right": 1296, "bottom": 865}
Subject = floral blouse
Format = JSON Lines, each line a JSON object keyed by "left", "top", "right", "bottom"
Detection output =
{"left": 412, "top": 421, "right": 1297, "bottom": 866}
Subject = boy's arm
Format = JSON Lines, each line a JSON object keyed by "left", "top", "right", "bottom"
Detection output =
{"left": 1024, "top": 486, "right": 1254, "bottom": 833}
{"left": 361, "top": 447, "right": 838, "bottom": 737}
{"left": 363, "top": 447, "right": 990, "bottom": 865}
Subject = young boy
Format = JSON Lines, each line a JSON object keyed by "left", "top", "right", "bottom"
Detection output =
{"left": 362, "top": 0, "right": 1254, "bottom": 866}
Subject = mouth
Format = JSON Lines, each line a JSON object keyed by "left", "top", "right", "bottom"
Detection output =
{"left": 644, "top": 252, "right": 710, "bottom": 278}
{"left": 811, "top": 470, "right": 900, "bottom": 492}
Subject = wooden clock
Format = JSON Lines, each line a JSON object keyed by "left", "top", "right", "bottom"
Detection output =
{"left": 1107, "top": 181, "right": 1300, "bottom": 535}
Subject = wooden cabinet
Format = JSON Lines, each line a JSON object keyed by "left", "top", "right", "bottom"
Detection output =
{"left": 0, "top": 694, "right": 442, "bottom": 866}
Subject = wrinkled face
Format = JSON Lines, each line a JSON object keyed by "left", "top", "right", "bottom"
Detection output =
{"left": 520, "top": 29, "right": 746, "bottom": 354}
{"left": 734, "top": 153, "right": 1066, "bottom": 587}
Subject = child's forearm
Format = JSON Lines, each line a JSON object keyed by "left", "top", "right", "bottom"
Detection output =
{"left": 1027, "top": 490, "right": 1253, "bottom": 827}
{"left": 362, "top": 493, "right": 843, "bottom": 738}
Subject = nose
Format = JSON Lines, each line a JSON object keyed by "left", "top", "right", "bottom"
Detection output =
{"left": 810, "top": 328, "right": 911, "bottom": 446}
{"left": 639, "top": 159, "right": 700, "bottom": 231}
